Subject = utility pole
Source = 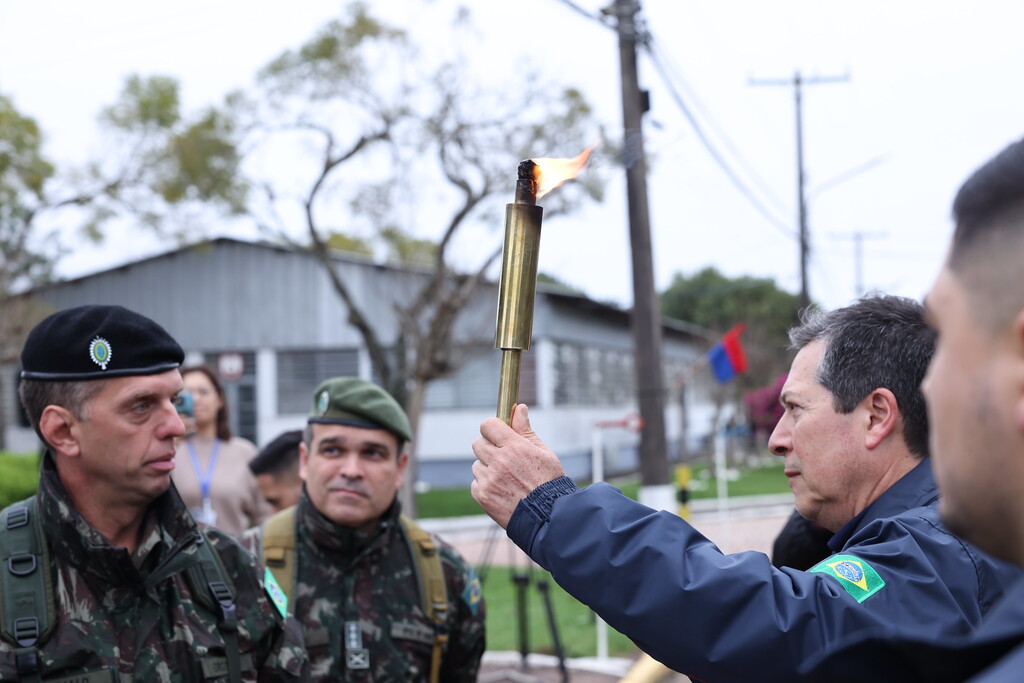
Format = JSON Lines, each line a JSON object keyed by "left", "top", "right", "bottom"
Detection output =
{"left": 831, "top": 230, "right": 887, "bottom": 297}
{"left": 751, "top": 71, "right": 848, "bottom": 311}
{"left": 609, "top": 0, "right": 671, "bottom": 506}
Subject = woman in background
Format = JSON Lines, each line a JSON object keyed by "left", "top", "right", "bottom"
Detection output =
{"left": 173, "top": 365, "right": 270, "bottom": 536}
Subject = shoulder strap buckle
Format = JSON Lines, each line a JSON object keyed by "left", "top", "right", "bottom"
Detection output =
{"left": 13, "top": 617, "right": 40, "bottom": 647}
{"left": 208, "top": 580, "right": 238, "bottom": 629}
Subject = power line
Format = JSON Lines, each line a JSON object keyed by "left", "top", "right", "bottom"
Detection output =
{"left": 545, "top": 0, "right": 797, "bottom": 240}
{"left": 644, "top": 36, "right": 791, "bottom": 220}
{"left": 550, "top": 0, "right": 612, "bottom": 27}
{"left": 643, "top": 39, "right": 796, "bottom": 240}
{"left": 750, "top": 71, "right": 850, "bottom": 309}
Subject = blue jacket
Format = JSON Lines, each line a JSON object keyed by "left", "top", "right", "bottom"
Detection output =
{"left": 506, "top": 460, "right": 1022, "bottom": 682}
{"left": 801, "top": 578, "right": 1024, "bottom": 682}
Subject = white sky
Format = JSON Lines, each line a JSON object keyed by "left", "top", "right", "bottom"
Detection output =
{"left": 2, "top": 0, "right": 1023, "bottom": 312}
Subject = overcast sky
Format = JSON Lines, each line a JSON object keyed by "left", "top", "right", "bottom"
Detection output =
{"left": 3, "top": 0, "right": 1023, "bottom": 312}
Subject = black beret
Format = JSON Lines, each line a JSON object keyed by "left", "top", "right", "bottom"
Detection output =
{"left": 20, "top": 305, "right": 184, "bottom": 381}
{"left": 308, "top": 377, "right": 412, "bottom": 442}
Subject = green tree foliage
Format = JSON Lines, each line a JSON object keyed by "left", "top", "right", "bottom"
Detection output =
{"left": 0, "top": 94, "right": 57, "bottom": 295}
{"left": 0, "top": 95, "right": 66, "bottom": 447}
{"left": 92, "top": 75, "right": 247, "bottom": 235}
{"left": 661, "top": 266, "right": 802, "bottom": 391}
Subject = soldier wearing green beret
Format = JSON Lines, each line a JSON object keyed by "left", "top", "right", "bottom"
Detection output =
{"left": 2, "top": 305, "right": 309, "bottom": 681}
{"left": 241, "top": 377, "right": 485, "bottom": 682}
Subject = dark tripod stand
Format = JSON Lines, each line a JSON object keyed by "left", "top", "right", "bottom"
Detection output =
{"left": 478, "top": 522, "right": 569, "bottom": 682}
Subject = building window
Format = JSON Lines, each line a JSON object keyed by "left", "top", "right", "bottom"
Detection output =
{"left": 424, "top": 346, "right": 507, "bottom": 410}
{"left": 277, "top": 349, "right": 360, "bottom": 414}
{"left": 553, "top": 342, "right": 635, "bottom": 406}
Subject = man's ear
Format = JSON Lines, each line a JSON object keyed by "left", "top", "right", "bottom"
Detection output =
{"left": 298, "top": 441, "right": 309, "bottom": 482}
{"left": 38, "top": 406, "right": 82, "bottom": 458}
{"left": 395, "top": 451, "right": 410, "bottom": 490}
{"left": 863, "top": 388, "right": 899, "bottom": 450}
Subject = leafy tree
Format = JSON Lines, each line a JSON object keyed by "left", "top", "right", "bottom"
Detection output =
{"left": 1, "top": 77, "right": 249, "bottom": 448}
{"left": 103, "top": 2, "right": 607, "bottom": 512}
{"left": 0, "top": 95, "right": 81, "bottom": 448}
{"left": 88, "top": 75, "right": 247, "bottom": 240}
{"left": 661, "top": 266, "right": 802, "bottom": 392}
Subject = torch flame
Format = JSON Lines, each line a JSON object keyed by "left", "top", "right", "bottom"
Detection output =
{"left": 532, "top": 148, "right": 592, "bottom": 199}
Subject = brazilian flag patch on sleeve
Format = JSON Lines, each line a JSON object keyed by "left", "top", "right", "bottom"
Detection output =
{"left": 264, "top": 567, "right": 289, "bottom": 618}
{"left": 461, "top": 567, "right": 482, "bottom": 616}
{"left": 810, "top": 554, "right": 886, "bottom": 603}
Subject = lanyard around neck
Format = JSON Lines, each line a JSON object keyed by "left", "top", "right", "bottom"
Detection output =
{"left": 186, "top": 438, "right": 221, "bottom": 502}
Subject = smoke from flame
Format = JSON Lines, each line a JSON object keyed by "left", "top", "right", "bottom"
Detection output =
{"left": 532, "top": 148, "right": 592, "bottom": 199}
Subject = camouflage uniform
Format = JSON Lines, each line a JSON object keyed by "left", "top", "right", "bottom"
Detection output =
{"left": 0, "top": 454, "right": 309, "bottom": 681}
{"left": 241, "top": 493, "right": 485, "bottom": 682}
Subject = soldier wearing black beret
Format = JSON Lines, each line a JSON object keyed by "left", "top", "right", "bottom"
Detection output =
{"left": 4, "top": 305, "right": 309, "bottom": 681}
{"left": 241, "top": 377, "right": 486, "bottom": 683}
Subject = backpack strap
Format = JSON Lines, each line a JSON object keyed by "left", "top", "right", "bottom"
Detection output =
{"left": 185, "top": 530, "right": 241, "bottom": 683}
{"left": 399, "top": 515, "right": 448, "bottom": 683}
{"left": 260, "top": 506, "right": 298, "bottom": 606}
{"left": 0, "top": 496, "right": 54, "bottom": 683}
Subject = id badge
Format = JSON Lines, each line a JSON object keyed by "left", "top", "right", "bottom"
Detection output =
{"left": 191, "top": 499, "right": 218, "bottom": 526}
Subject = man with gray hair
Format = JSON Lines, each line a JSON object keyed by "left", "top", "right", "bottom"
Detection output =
{"left": 1, "top": 305, "right": 308, "bottom": 680}
{"left": 471, "top": 294, "right": 1021, "bottom": 682}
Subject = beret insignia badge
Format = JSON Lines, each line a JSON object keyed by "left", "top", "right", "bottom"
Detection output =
{"left": 317, "top": 390, "right": 329, "bottom": 416}
{"left": 89, "top": 337, "right": 112, "bottom": 370}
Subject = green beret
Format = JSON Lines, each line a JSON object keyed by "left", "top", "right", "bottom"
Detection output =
{"left": 20, "top": 305, "right": 184, "bottom": 381}
{"left": 308, "top": 377, "right": 412, "bottom": 443}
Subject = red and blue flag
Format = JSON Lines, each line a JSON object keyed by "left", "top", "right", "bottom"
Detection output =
{"left": 709, "top": 323, "right": 748, "bottom": 383}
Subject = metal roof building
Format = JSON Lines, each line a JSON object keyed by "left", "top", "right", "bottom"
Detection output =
{"left": 3, "top": 238, "right": 718, "bottom": 485}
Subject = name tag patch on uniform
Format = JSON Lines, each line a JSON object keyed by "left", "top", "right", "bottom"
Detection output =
{"left": 264, "top": 566, "right": 288, "bottom": 618}
{"left": 391, "top": 619, "right": 435, "bottom": 645}
{"left": 201, "top": 654, "right": 255, "bottom": 679}
{"left": 44, "top": 667, "right": 116, "bottom": 683}
{"left": 810, "top": 554, "right": 886, "bottom": 603}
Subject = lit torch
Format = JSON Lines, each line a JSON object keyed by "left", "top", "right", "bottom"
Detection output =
{"left": 495, "top": 149, "right": 591, "bottom": 424}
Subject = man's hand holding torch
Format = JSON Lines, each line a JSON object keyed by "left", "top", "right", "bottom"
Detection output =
{"left": 472, "top": 404, "right": 566, "bottom": 529}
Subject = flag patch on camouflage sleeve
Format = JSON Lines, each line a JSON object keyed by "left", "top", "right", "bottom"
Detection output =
{"left": 264, "top": 567, "right": 289, "bottom": 618}
{"left": 810, "top": 554, "right": 885, "bottom": 603}
{"left": 462, "top": 567, "right": 482, "bottom": 616}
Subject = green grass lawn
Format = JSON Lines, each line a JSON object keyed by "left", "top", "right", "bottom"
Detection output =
{"left": 417, "top": 460, "right": 789, "bottom": 518}
{"left": 479, "top": 565, "right": 637, "bottom": 658}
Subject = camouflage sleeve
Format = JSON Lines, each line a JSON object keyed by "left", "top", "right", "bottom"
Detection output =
{"left": 206, "top": 530, "right": 310, "bottom": 682}
{"left": 437, "top": 538, "right": 486, "bottom": 682}
{"left": 238, "top": 524, "right": 263, "bottom": 558}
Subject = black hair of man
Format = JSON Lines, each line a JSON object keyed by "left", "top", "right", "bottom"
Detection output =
{"left": 949, "top": 137, "right": 1024, "bottom": 331}
{"left": 788, "top": 294, "right": 935, "bottom": 458}
{"left": 250, "top": 429, "right": 303, "bottom": 478}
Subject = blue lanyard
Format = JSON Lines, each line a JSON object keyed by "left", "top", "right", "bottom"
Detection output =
{"left": 186, "top": 438, "right": 221, "bottom": 502}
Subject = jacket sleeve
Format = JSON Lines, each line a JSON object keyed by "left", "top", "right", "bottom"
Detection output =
{"left": 506, "top": 481, "right": 998, "bottom": 683}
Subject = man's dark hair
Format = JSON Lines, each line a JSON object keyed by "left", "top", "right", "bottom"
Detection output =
{"left": 789, "top": 294, "right": 935, "bottom": 457}
{"left": 949, "top": 138, "right": 1024, "bottom": 330}
{"left": 250, "top": 429, "right": 303, "bottom": 478}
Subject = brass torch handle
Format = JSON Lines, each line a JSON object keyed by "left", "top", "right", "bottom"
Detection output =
{"left": 497, "top": 350, "right": 521, "bottom": 424}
